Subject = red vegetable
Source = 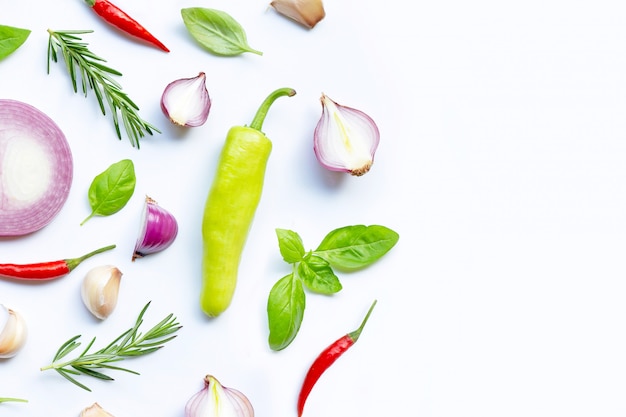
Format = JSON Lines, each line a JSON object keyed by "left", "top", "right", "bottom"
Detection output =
{"left": 0, "top": 244, "right": 116, "bottom": 281}
{"left": 297, "top": 300, "right": 377, "bottom": 417}
{"left": 84, "top": 0, "right": 169, "bottom": 52}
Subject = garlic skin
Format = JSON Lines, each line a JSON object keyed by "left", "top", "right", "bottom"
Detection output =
{"left": 161, "top": 72, "right": 211, "bottom": 127}
{"left": 0, "top": 305, "right": 27, "bottom": 358}
{"left": 80, "top": 402, "right": 115, "bottom": 417}
{"left": 186, "top": 375, "right": 254, "bottom": 417}
{"left": 270, "top": 0, "right": 325, "bottom": 29}
{"left": 313, "top": 94, "right": 380, "bottom": 176}
{"left": 81, "top": 265, "right": 122, "bottom": 320}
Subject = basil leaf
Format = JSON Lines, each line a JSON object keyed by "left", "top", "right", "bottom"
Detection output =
{"left": 267, "top": 273, "right": 305, "bottom": 351}
{"left": 181, "top": 7, "right": 262, "bottom": 56}
{"left": 314, "top": 225, "right": 399, "bottom": 270}
{"left": 276, "top": 228, "right": 305, "bottom": 263}
{"left": 0, "top": 24, "right": 31, "bottom": 61}
{"left": 298, "top": 255, "right": 342, "bottom": 294}
{"left": 81, "top": 159, "right": 136, "bottom": 225}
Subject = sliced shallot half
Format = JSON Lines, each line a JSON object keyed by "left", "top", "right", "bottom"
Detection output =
{"left": 132, "top": 196, "right": 178, "bottom": 261}
{"left": 161, "top": 72, "right": 211, "bottom": 127}
{"left": 185, "top": 374, "right": 254, "bottom": 417}
{"left": 313, "top": 94, "right": 380, "bottom": 176}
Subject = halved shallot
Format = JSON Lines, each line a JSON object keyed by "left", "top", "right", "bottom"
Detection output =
{"left": 185, "top": 375, "right": 254, "bottom": 417}
{"left": 313, "top": 94, "right": 380, "bottom": 176}
{"left": 132, "top": 196, "right": 178, "bottom": 261}
{"left": 161, "top": 72, "right": 211, "bottom": 127}
{"left": 0, "top": 99, "right": 73, "bottom": 236}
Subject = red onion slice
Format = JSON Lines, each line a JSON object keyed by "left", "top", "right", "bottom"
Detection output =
{"left": 0, "top": 99, "right": 73, "bottom": 236}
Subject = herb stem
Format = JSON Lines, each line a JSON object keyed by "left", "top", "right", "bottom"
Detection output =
{"left": 0, "top": 398, "right": 28, "bottom": 403}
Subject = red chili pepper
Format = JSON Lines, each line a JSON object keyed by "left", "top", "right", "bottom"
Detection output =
{"left": 297, "top": 300, "right": 377, "bottom": 417}
{"left": 0, "top": 244, "right": 116, "bottom": 281}
{"left": 84, "top": 0, "right": 169, "bottom": 52}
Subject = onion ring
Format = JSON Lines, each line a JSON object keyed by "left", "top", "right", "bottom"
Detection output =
{"left": 0, "top": 99, "right": 73, "bottom": 236}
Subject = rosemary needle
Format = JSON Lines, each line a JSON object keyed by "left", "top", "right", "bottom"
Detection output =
{"left": 41, "top": 301, "right": 181, "bottom": 392}
{"left": 46, "top": 29, "right": 160, "bottom": 148}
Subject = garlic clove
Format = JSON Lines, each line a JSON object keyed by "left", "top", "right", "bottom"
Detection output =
{"left": 81, "top": 265, "right": 122, "bottom": 320}
{"left": 80, "top": 402, "right": 115, "bottom": 417}
{"left": 161, "top": 72, "right": 211, "bottom": 127}
{"left": 0, "top": 304, "right": 27, "bottom": 359}
{"left": 185, "top": 375, "right": 254, "bottom": 417}
{"left": 313, "top": 93, "right": 380, "bottom": 176}
{"left": 270, "top": 0, "right": 325, "bottom": 29}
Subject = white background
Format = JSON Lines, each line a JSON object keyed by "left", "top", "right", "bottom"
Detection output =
{"left": 2, "top": 0, "right": 626, "bottom": 416}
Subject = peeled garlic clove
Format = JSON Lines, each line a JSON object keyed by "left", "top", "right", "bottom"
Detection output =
{"left": 81, "top": 265, "right": 122, "bottom": 320}
{"left": 185, "top": 375, "right": 254, "bottom": 417}
{"left": 80, "top": 403, "right": 115, "bottom": 417}
{"left": 313, "top": 93, "right": 380, "bottom": 176}
{"left": 270, "top": 0, "right": 325, "bottom": 29}
{"left": 0, "top": 304, "right": 27, "bottom": 359}
{"left": 161, "top": 72, "right": 211, "bottom": 127}
{"left": 133, "top": 196, "right": 179, "bottom": 261}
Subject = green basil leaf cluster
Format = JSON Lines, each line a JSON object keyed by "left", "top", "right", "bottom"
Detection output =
{"left": 181, "top": 7, "right": 262, "bottom": 56}
{"left": 81, "top": 159, "right": 136, "bottom": 225}
{"left": 0, "top": 24, "right": 31, "bottom": 61}
{"left": 268, "top": 225, "right": 399, "bottom": 351}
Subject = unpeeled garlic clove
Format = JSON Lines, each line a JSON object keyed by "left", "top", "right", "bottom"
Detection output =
{"left": 313, "top": 93, "right": 380, "bottom": 176}
{"left": 161, "top": 72, "right": 211, "bottom": 127}
{"left": 270, "top": 0, "right": 325, "bottom": 29}
{"left": 0, "top": 304, "right": 27, "bottom": 359}
{"left": 80, "top": 402, "right": 115, "bottom": 417}
{"left": 81, "top": 265, "right": 122, "bottom": 320}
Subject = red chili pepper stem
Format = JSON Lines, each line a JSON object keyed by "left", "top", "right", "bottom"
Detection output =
{"left": 65, "top": 244, "right": 117, "bottom": 271}
{"left": 297, "top": 299, "right": 377, "bottom": 417}
{"left": 347, "top": 299, "right": 377, "bottom": 343}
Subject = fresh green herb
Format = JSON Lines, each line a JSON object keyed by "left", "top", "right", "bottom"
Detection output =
{"left": 268, "top": 225, "right": 399, "bottom": 350}
{"left": 81, "top": 159, "right": 136, "bottom": 225}
{"left": 40, "top": 301, "right": 181, "bottom": 392}
{"left": 0, "top": 24, "right": 30, "bottom": 60}
{"left": 181, "top": 7, "right": 262, "bottom": 56}
{"left": 0, "top": 397, "right": 27, "bottom": 404}
{"left": 47, "top": 29, "right": 159, "bottom": 148}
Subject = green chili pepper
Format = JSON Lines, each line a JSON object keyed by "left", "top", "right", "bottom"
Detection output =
{"left": 201, "top": 87, "right": 296, "bottom": 317}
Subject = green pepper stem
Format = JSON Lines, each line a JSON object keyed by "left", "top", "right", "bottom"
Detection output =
{"left": 65, "top": 244, "right": 117, "bottom": 271}
{"left": 348, "top": 299, "right": 377, "bottom": 343}
{"left": 249, "top": 87, "right": 296, "bottom": 131}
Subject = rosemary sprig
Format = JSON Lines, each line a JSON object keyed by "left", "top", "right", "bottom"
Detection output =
{"left": 46, "top": 29, "right": 160, "bottom": 148}
{"left": 40, "top": 301, "right": 181, "bottom": 391}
